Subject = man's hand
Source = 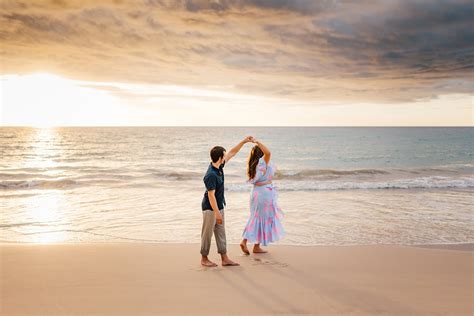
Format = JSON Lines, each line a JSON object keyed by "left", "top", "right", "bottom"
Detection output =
{"left": 215, "top": 212, "right": 223, "bottom": 225}
{"left": 225, "top": 136, "right": 254, "bottom": 163}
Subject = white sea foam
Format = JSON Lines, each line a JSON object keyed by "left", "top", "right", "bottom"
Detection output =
{"left": 225, "top": 176, "right": 474, "bottom": 192}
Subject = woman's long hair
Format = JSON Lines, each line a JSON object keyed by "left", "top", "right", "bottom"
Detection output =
{"left": 247, "top": 145, "right": 264, "bottom": 180}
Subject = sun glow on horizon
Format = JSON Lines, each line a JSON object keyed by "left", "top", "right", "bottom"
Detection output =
{"left": 1, "top": 72, "right": 473, "bottom": 126}
{"left": 0, "top": 72, "right": 132, "bottom": 127}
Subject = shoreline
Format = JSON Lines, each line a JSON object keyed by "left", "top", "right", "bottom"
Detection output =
{"left": 1, "top": 243, "right": 472, "bottom": 315}
{"left": 1, "top": 241, "right": 473, "bottom": 249}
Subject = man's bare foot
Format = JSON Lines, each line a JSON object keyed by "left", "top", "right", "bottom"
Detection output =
{"left": 253, "top": 245, "right": 268, "bottom": 253}
{"left": 201, "top": 258, "right": 218, "bottom": 267}
{"left": 240, "top": 242, "right": 250, "bottom": 255}
{"left": 222, "top": 259, "right": 240, "bottom": 266}
{"left": 221, "top": 254, "right": 239, "bottom": 266}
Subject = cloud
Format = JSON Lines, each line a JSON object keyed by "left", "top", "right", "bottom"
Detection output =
{"left": 172, "top": 0, "right": 338, "bottom": 14}
{"left": 0, "top": 0, "right": 472, "bottom": 103}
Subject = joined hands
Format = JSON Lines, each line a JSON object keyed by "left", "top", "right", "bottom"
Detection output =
{"left": 244, "top": 136, "right": 257, "bottom": 144}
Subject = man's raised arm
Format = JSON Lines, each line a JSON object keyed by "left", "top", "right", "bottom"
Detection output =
{"left": 223, "top": 136, "right": 252, "bottom": 163}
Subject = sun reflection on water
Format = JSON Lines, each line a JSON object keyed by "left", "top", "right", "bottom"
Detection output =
{"left": 25, "top": 191, "right": 66, "bottom": 243}
{"left": 23, "top": 128, "right": 67, "bottom": 243}
{"left": 30, "top": 127, "right": 60, "bottom": 168}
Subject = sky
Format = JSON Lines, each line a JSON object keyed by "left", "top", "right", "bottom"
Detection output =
{"left": 0, "top": 0, "right": 473, "bottom": 126}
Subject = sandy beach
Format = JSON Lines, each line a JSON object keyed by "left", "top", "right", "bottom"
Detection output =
{"left": 1, "top": 243, "right": 472, "bottom": 315}
{"left": 1, "top": 0, "right": 473, "bottom": 314}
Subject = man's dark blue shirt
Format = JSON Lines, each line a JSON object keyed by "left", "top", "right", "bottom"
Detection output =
{"left": 202, "top": 162, "right": 226, "bottom": 211}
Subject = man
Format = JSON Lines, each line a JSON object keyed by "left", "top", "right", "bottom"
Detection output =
{"left": 200, "top": 136, "right": 253, "bottom": 267}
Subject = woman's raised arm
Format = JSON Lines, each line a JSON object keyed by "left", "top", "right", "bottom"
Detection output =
{"left": 254, "top": 139, "right": 271, "bottom": 165}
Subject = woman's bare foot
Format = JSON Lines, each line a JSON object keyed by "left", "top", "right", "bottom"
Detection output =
{"left": 253, "top": 245, "right": 268, "bottom": 253}
{"left": 240, "top": 241, "right": 250, "bottom": 255}
{"left": 201, "top": 257, "right": 218, "bottom": 267}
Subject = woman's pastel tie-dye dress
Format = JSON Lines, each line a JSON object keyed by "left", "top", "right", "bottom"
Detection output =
{"left": 242, "top": 157, "right": 285, "bottom": 246}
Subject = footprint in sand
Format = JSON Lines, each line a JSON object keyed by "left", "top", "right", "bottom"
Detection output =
{"left": 190, "top": 264, "right": 243, "bottom": 272}
{"left": 190, "top": 257, "right": 288, "bottom": 271}
{"left": 249, "top": 257, "right": 288, "bottom": 268}
{"left": 190, "top": 266, "right": 225, "bottom": 272}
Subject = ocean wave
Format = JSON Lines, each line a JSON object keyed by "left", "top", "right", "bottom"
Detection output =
{"left": 0, "top": 192, "right": 39, "bottom": 199}
{"left": 0, "top": 171, "right": 201, "bottom": 190}
{"left": 74, "top": 173, "right": 136, "bottom": 181}
{"left": 0, "top": 165, "right": 105, "bottom": 172}
{"left": 275, "top": 168, "right": 389, "bottom": 179}
{"left": 275, "top": 164, "right": 474, "bottom": 180}
{"left": 226, "top": 176, "right": 474, "bottom": 191}
{"left": 2, "top": 164, "right": 473, "bottom": 191}
{"left": 150, "top": 170, "right": 203, "bottom": 181}
{"left": 0, "top": 172, "right": 58, "bottom": 180}
{"left": 0, "top": 221, "right": 54, "bottom": 228}
{"left": 0, "top": 179, "right": 80, "bottom": 190}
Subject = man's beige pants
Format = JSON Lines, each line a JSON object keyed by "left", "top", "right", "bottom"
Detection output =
{"left": 200, "top": 209, "right": 227, "bottom": 256}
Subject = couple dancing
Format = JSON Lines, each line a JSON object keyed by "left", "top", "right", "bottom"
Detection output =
{"left": 200, "top": 136, "right": 285, "bottom": 267}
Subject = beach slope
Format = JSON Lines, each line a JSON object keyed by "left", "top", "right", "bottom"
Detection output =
{"left": 1, "top": 243, "right": 472, "bottom": 315}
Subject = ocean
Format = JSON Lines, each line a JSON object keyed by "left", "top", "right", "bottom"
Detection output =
{"left": 1, "top": 127, "right": 473, "bottom": 245}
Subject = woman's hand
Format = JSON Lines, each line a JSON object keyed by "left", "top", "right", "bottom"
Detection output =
{"left": 255, "top": 180, "right": 272, "bottom": 186}
{"left": 253, "top": 139, "right": 271, "bottom": 164}
{"left": 225, "top": 136, "right": 253, "bottom": 163}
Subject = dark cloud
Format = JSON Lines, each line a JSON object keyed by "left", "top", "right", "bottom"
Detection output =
{"left": 146, "top": 16, "right": 161, "bottom": 29}
{"left": 143, "top": 0, "right": 338, "bottom": 14}
{"left": 262, "top": 0, "right": 474, "bottom": 88}
{"left": 242, "top": 0, "right": 337, "bottom": 14}
{"left": 310, "top": 0, "right": 474, "bottom": 74}
{"left": 0, "top": 0, "right": 472, "bottom": 103}
{"left": 1, "top": 12, "right": 76, "bottom": 36}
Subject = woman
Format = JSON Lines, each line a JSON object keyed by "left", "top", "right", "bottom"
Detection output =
{"left": 240, "top": 138, "right": 284, "bottom": 254}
